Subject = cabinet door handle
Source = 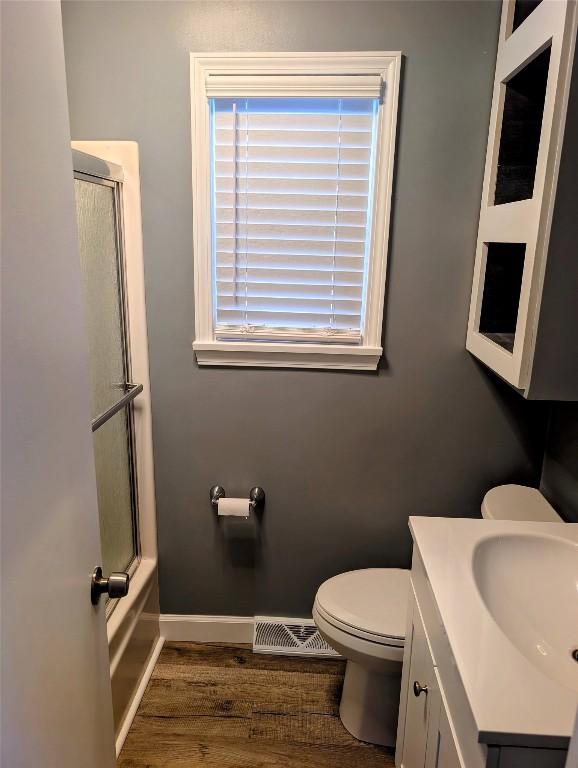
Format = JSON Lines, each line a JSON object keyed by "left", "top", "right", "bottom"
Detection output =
{"left": 413, "top": 680, "right": 428, "bottom": 697}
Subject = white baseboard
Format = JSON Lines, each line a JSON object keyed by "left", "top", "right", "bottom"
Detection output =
{"left": 115, "top": 635, "right": 164, "bottom": 757}
{"left": 159, "top": 614, "right": 255, "bottom": 643}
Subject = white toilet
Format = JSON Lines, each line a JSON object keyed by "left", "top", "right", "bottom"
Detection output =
{"left": 312, "top": 484, "right": 562, "bottom": 746}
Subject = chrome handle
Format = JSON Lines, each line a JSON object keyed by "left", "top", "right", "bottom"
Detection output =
{"left": 91, "top": 383, "right": 143, "bottom": 432}
{"left": 91, "top": 566, "right": 130, "bottom": 605}
{"left": 413, "top": 681, "right": 428, "bottom": 697}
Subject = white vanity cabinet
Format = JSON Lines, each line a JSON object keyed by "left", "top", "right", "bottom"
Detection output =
{"left": 396, "top": 544, "right": 569, "bottom": 768}
{"left": 466, "top": 0, "right": 578, "bottom": 399}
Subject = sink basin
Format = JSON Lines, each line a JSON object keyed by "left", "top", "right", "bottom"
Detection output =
{"left": 473, "top": 532, "right": 578, "bottom": 692}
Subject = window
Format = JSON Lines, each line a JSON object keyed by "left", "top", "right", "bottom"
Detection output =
{"left": 212, "top": 96, "right": 378, "bottom": 343}
{"left": 191, "top": 53, "right": 401, "bottom": 370}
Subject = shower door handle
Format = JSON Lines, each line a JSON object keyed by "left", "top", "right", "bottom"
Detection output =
{"left": 91, "top": 566, "right": 130, "bottom": 605}
{"left": 91, "top": 382, "right": 143, "bottom": 432}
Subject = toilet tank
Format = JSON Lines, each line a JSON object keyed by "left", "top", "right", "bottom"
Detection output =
{"left": 481, "top": 484, "right": 562, "bottom": 523}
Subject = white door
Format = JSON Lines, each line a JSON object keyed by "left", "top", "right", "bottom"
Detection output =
{"left": 1, "top": 2, "right": 117, "bottom": 767}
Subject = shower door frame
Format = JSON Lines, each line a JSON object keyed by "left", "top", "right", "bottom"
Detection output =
{"left": 75, "top": 165, "right": 142, "bottom": 605}
{"left": 72, "top": 142, "right": 161, "bottom": 755}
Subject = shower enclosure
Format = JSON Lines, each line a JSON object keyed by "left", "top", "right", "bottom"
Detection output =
{"left": 72, "top": 144, "right": 161, "bottom": 753}
{"left": 75, "top": 161, "right": 140, "bottom": 588}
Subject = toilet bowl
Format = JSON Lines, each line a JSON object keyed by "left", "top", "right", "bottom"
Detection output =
{"left": 313, "top": 484, "right": 562, "bottom": 747}
{"left": 312, "top": 568, "right": 408, "bottom": 746}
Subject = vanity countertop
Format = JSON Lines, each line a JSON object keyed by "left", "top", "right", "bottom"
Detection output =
{"left": 409, "top": 516, "right": 578, "bottom": 748}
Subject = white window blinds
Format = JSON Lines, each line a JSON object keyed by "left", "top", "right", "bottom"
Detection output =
{"left": 210, "top": 93, "right": 380, "bottom": 343}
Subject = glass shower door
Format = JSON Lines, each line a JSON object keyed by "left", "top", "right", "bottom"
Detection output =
{"left": 74, "top": 175, "right": 140, "bottom": 592}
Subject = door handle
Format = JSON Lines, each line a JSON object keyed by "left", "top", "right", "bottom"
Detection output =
{"left": 413, "top": 680, "right": 428, "bottom": 697}
{"left": 91, "top": 566, "right": 130, "bottom": 605}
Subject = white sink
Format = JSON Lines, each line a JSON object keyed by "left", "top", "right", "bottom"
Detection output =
{"left": 473, "top": 532, "right": 578, "bottom": 692}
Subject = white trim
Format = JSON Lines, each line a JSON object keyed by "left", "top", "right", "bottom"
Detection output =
{"left": 193, "top": 340, "right": 382, "bottom": 370}
{"left": 205, "top": 73, "right": 383, "bottom": 98}
{"left": 115, "top": 636, "right": 164, "bottom": 758}
{"left": 190, "top": 51, "right": 401, "bottom": 370}
{"left": 72, "top": 141, "right": 159, "bottom": 639}
{"left": 160, "top": 614, "right": 255, "bottom": 644}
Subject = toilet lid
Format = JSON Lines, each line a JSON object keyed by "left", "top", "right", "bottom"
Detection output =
{"left": 315, "top": 569, "right": 409, "bottom": 641}
{"left": 481, "top": 484, "right": 561, "bottom": 523}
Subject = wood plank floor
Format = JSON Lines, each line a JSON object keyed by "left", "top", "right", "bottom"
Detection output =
{"left": 118, "top": 642, "right": 396, "bottom": 767}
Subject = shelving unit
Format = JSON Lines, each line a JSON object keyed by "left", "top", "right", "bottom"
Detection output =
{"left": 466, "top": 0, "right": 578, "bottom": 399}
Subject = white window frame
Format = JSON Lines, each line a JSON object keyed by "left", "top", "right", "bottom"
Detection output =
{"left": 190, "top": 52, "right": 401, "bottom": 370}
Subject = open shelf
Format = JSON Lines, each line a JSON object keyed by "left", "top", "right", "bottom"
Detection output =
{"left": 479, "top": 243, "right": 526, "bottom": 353}
{"left": 494, "top": 45, "right": 551, "bottom": 205}
{"left": 467, "top": 0, "right": 577, "bottom": 396}
{"left": 511, "top": 0, "right": 544, "bottom": 33}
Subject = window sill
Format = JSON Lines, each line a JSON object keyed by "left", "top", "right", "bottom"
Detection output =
{"left": 193, "top": 341, "right": 382, "bottom": 370}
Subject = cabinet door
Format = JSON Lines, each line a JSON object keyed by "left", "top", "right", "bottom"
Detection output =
{"left": 424, "top": 671, "right": 441, "bottom": 768}
{"left": 438, "top": 705, "right": 464, "bottom": 768}
{"left": 401, "top": 600, "right": 438, "bottom": 768}
{"left": 424, "top": 666, "right": 465, "bottom": 768}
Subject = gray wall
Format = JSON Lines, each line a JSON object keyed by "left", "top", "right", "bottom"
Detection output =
{"left": 541, "top": 404, "right": 578, "bottom": 523}
{"left": 62, "top": 0, "right": 547, "bottom": 617}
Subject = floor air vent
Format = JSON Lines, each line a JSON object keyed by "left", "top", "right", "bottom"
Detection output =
{"left": 253, "top": 617, "right": 340, "bottom": 657}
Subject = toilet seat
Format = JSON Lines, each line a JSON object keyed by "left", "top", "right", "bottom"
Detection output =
{"left": 314, "top": 600, "right": 405, "bottom": 647}
{"left": 314, "top": 568, "right": 409, "bottom": 647}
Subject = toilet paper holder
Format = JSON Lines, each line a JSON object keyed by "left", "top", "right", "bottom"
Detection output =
{"left": 209, "top": 485, "right": 265, "bottom": 511}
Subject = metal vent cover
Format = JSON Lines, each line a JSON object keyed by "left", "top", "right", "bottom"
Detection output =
{"left": 253, "top": 617, "right": 340, "bottom": 657}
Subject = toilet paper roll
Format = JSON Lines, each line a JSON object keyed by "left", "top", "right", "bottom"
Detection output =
{"left": 217, "top": 497, "right": 251, "bottom": 517}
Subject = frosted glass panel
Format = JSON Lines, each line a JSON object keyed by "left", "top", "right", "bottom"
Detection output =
{"left": 75, "top": 176, "right": 137, "bottom": 578}
{"left": 75, "top": 179, "right": 126, "bottom": 420}
{"left": 92, "top": 409, "right": 135, "bottom": 575}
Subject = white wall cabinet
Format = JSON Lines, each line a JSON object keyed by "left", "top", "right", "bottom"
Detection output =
{"left": 466, "top": 0, "right": 578, "bottom": 400}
